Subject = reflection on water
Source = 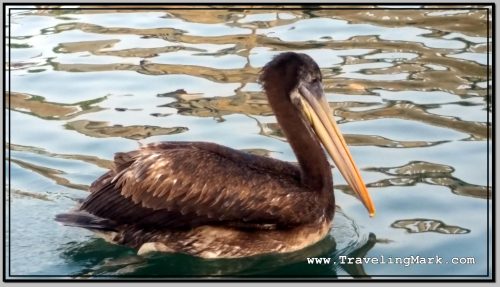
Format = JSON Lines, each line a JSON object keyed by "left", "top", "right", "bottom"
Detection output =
{"left": 7, "top": 5, "right": 491, "bottom": 278}
{"left": 391, "top": 219, "right": 470, "bottom": 235}
{"left": 64, "top": 120, "right": 188, "bottom": 140}
{"left": 57, "top": 209, "right": 375, "bottom": 277}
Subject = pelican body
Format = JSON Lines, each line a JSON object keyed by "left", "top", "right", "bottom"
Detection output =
{"left": 56, "top": 52, "right": 375, "bottom": 258}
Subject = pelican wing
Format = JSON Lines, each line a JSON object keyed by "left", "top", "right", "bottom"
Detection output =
{"left": 80, "top": 142, "right": 326, "bottom": 229}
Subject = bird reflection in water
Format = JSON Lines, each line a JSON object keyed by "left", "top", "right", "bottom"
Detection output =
{"left": 59, "top": 231, "right": 378, "bottom": 277}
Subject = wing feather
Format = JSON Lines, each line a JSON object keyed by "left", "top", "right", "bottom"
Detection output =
{"left": 80, "top": 142, "right": 326, "bottom": 229}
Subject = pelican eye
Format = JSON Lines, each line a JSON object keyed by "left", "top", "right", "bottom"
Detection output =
{"left": 290, "top": 89, "right": 302, "bottom": 106}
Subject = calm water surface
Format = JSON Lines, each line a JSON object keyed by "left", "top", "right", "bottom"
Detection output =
{"left": 6, "top": 6, "right": 492, "bottom": 278}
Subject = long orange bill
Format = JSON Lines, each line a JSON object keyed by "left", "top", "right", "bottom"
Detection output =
{"left": 293, "top": 85, "right": 376, "bottom": 217}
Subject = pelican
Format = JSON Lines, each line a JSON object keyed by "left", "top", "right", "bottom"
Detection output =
{"left": 56, "top": 52, "right": 375, "bottom": 258}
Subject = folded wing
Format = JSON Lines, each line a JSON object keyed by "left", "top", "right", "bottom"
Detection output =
{"left": 80, "top": 142, "right": 324, "bottom": 229}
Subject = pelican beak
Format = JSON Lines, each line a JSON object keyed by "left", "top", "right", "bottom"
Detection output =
{"left": 292, "top": 84, "right": 376, "bottom": 217}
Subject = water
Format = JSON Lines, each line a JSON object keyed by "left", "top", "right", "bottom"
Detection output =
{"left": 6, "top": 6, "right": 492, "bottom": 279}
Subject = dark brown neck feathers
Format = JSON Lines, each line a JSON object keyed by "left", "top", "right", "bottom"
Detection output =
{"left": 262, "top": 72, "right": 332, "bottom": 193}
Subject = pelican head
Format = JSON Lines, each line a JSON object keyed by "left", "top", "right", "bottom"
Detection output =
{"left": 260, "top": 52, "right": 376, "bottom": 217}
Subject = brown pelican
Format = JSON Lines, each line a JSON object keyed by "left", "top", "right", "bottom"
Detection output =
{"left": 56, "top": 52, "right": 375, "bottom": 258}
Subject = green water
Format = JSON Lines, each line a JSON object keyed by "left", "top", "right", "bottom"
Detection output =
{"left": 6, "top": 6, "right": 492, "bottom": 279}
